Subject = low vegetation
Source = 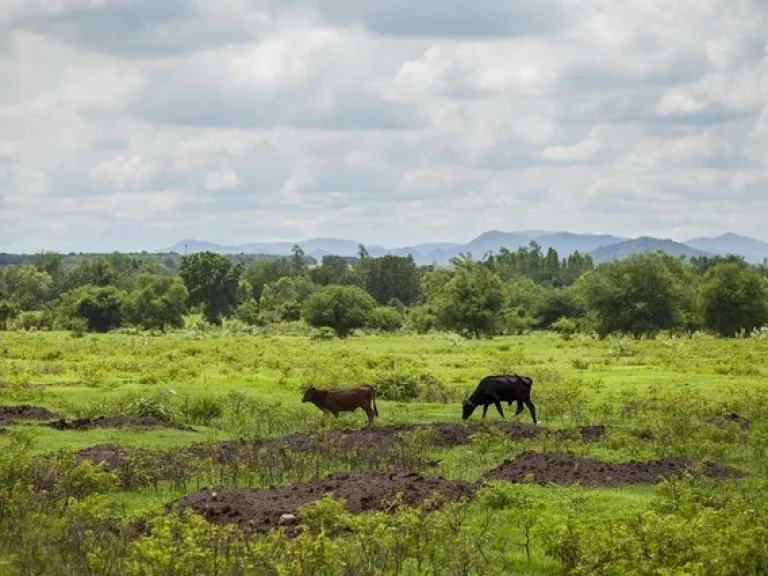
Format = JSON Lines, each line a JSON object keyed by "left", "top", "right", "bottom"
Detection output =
{"left": 0, "top": 246, "right": 767, "bottom": 574}
{"left": 0, "top": 328, "right": 766, "bottom": 575}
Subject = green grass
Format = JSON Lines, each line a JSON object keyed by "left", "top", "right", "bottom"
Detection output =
{"left": 1, "top": 329, "right": 767, "bottom": 574}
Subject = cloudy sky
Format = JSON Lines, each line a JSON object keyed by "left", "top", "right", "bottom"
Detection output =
{"left": 1, "top": 0, "right": 767, "bottom": 252}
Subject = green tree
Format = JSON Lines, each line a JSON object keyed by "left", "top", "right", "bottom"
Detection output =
{"left": 260, "top": 276, "right": 318, "bottom": 321}
{"left": 700, "top": 263, "right": 768, "bottom": 337}
{"left": 309, "top": 255, "right": 351, "bottom": 286}
{"left": 0, "top": 299, "right": 19, "bottom": 330}
{"left": 291, "top": 245, "right": 308, "bottom": 277}
{"left": 532, "top": 287, "right": 585, "bottom": 328}
{"left": 0, "top": 265, "right": 54, "bottom": 310}
{"left": 361, "top": 255, "right": 422, "bottom": 306}
{"left": 58, "top": 285, "right": 127, "bottom": 333}
{"left": 34, "top": 251, "right": 66, "bottom": 293}
{"left": 302, "top": 285, "right": 376, "bottom": 338}
{"left": 126, "top": 275, "right": 188, "bottom": 331}
{"left": 579, "top": 253, "right": 692, "bottom": 337}
{"left": 67, "top": 257, "right": 117, "bottom": 289}
{"left": 180, "top": 252, "right": 242, "bottom": 324}
{"left": 437, "top": 258, "right": 505, "bottom": 338}
{"left": 421, "top": 268, "right": 454, "bottom": 303}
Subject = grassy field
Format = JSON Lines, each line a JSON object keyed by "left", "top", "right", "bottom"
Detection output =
{"left": 1, "top": 328, "right": 767, "bottom": 575}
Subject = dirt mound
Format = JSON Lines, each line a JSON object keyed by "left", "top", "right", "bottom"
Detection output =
{"left": 185, "top": 422, "right": 546, "bottom": 468}
{"left": 172, "top": 471, "right": 477, "bottom": 533}
{"left": 485, "top": 451, "right": 746, "bottom": 487}
{"left": 0, "top": 404, "right": 59, "bottom": 424}
{"left": 47, "top": 416, "right": 195, "bottom": 432}
{"left": 74, "top": 444, "right": 135, "bottom": 473}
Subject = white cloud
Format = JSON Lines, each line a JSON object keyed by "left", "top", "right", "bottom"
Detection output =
{"left": 205, "top": 169, "right": 240, "bottom": 191}
{"left": 89, "top": 154, "right": 160, "bottom": 190}
{"left": 656, "top": 91, "right": 707, "bottom": 116}
{"left": 542, "top": 138, "right": 602, "bottom": 162}
{"left": 2, "top": 0, "right": 768, "bottom": 252}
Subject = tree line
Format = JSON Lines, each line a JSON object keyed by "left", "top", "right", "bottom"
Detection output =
{"left": 0, "top": 242, "right": 767, "bottom": 339}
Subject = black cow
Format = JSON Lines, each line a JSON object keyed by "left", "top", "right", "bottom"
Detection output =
{"left": 461, "top": 374, "right": 536, "bottom": 424}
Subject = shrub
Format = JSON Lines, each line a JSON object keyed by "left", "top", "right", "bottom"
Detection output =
{"left": 551, "top": 317, "right": 578, "bottom": 340}
{"left": 373, "top": 371, "right": 422, "bottom": 401}
{"left": 367, "top": 306, "right": 403, "bottom": 332}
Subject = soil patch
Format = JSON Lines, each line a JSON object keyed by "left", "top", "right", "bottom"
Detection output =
{"left": 77, "top": 422, "right": 603, "bottom": 474}
{"left": 485, "top": 451, "right": 746, "bottom": 487}
{"left": 185, "top": 422, "right": 546, "bottom": 468}
{"left": 0, "top": 404, "right": 60, "bottom": 424}
{"left": 74, "top": 444, "right": 137, "bottom": 473}
{"left": 171, "top": 471, "right": 477, "bottom": 533}
{"left": 46, "top": 416, "right": 195, "bottom": 432}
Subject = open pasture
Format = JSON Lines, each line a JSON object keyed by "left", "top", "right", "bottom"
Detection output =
{"left": 1, "top": 328, "right": 767, "bottom": 575}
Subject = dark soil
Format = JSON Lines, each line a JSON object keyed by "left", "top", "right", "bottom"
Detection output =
{"left": 46, "top": 416, "right": 195, "bottom": 432}
{"left": 184, "top": 422, "right": 547, "bottom": 469}
{"left": 485, "top": 451, "right": 746, "bottom": 487}
{"left": 171, "top": 471, "right": 477, "bottom": 533}
{"left": 0, "top": 404, "right": 60, "bottom": 424}
{"left": 74, "top": 444, "right": 137, "bottom": 473}
{"left": 76, "top": 422, "right": 604, "bottom": 474}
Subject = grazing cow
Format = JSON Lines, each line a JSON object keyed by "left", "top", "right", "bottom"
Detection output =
{"left": 302, "top": 385, "right": 379, "bottom": 426}
{"left": 461, "top": 374, "right": 537, "bottom": 425}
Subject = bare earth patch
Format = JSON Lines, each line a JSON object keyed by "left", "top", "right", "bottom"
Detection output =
{"left": 171, "top": 471, "right": 477, "bottom": 533}
{"left": 0, "top": 404, "right": 60, "bottom": 425}
{"left": 46, "top": 416, "right": 195, "bottom": 432}
{"left": 485, "top": 451, "right": 746, "bottom": 487}
{"left": 75, "top": 422, "right": 604, "bottom": 472}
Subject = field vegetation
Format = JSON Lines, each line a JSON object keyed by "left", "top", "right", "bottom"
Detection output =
{"left": 1, "top": 246, "right": 767, "bottom": 574}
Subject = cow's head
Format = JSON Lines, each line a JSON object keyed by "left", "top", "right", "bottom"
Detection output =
{"left": 302, "top": 386, "right": 317, "bottom": 403}
{"left": 461, "top": 398, "right": 476, "bottom": 420}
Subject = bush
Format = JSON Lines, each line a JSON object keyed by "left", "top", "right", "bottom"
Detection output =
{"left": 367, "top": 307, "right": 403, "bottom": 332}
{"left": 0, "top": 299, "right": 19, "bottom": 330}
{"left": 56, "top": 285, "right": 127, "bottom": 333}
{"left": 373, "top": 371, "right": 422, "bottom": 401}
{"left": 125, "top": 275, "right": 188, "bottom": 331}
{"left": 551, "top": 317, "right": 578, "bottom": 340}
{"left": 406, "top": 305, "right": 438, "bottom": 334}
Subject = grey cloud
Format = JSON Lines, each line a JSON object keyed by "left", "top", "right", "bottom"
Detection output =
{"left": 9, "top": 0, "right": 255, "bottom": 56}
{"left": 295, "top": 0, "right": 574, "bottom": 38}
{"left": 128, "top": 74, "right": 423, "bottom": 131}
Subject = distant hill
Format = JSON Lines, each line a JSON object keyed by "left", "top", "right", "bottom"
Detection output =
{"left": 158, "top": 230, "right": 768, "bottom": 265}
{"left": 685, "top": 233, "right": 768, "bottom": 264}
{"left": 589, "top": 237, "right": 712, "bottom": 263}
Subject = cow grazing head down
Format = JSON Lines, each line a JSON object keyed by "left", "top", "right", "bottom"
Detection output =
{"left": 461, "top": 399, "right": 476, "bottom": 420}
{"left": 301, "top": 386, "right": 318, "bottom": 403}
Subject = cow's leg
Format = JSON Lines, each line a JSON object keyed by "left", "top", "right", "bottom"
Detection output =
{"left": 482, "top": 404, "right": 489, "bottom": 418}
{"left": 331, "top": 411, "right": 339, "bottom": 418}
{"left": 514, "top": 400, "right": 524, "bottom": 416}
{"left": 494, "top": 401, "right": 505, "bottom": 418}
{"left": 524, "top": 398, "right": 537, "bottom": 425}
{"left": 363, "top": 406, "right": 375, "bottom": 426}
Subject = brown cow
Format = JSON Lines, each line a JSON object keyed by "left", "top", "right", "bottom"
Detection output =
{"left": 301, "top": 385, "right": 379, "bottom": 426}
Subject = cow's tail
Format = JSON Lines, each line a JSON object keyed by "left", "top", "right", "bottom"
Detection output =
{"left": 370, "top": 385, "right": 378, "bottom": 417}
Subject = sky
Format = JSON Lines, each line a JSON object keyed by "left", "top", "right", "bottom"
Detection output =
{"left": 1, "top": 0, "right": 767, "bottom": 253}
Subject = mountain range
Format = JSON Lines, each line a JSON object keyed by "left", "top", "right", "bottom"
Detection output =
{"left": 159, "top": 232, "right": 768, "bottom": 266}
